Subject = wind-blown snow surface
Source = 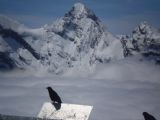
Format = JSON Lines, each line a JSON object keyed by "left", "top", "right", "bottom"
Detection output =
{"left": 0, "top": 58, "right": 160, "bottom": 120}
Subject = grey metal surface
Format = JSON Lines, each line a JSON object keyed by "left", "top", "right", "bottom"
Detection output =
{"left": 0, "top": 114, "right": 59, "bottom": 120}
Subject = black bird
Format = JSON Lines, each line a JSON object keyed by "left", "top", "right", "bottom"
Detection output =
{"left": 46, "top": 87, "right": 62, "bottom": 110}
{"left": 143, "top": 112, "right": 157, "bottom": 120}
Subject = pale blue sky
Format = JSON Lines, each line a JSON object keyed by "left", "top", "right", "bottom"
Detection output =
{"left": 0, "top": 0, "right": 160, "bottom": 34}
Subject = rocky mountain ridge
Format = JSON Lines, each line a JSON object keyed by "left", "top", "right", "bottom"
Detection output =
{"left": 0, "top": 3, "right": 159, "bottom": 73}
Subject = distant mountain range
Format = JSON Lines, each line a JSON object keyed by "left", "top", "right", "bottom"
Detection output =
{"left": 0, "top": 3, "right": 160, "bottom": 73}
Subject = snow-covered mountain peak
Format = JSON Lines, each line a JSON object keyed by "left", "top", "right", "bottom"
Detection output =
{"left": 133, "top": 21, "right": 152, "bottom": 35}
{"left": 46, "top": 2, "right": 101, "bottom": 35}
{"left": 68, "top": 3, "right": 88, "bottom": 18}
{"left": 64, "top": 2, "right": 98, "bottom": 21}
{"left": 132, "top": 21, "right": 160, "bottom": 43}
{"left": 40, "top": 2, "right": 124, "bottom": 73}
{"left": 139, "top": 21, "right": 150, "bottom": 28}
{"left": 119, "top": 21, "right": 160, "bottom": 63}
{"left": 73, "top": 3, "right": 86, "bottom": 14}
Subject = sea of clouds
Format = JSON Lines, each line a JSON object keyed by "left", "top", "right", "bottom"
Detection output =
{"left": 0, "top": 58, "right": 160, "bottom": 120}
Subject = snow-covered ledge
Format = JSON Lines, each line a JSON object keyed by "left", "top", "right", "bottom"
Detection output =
{"left": 38, "top": 102, "right": 93, "bottom": 120}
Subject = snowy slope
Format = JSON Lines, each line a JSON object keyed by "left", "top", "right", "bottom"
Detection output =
{"left": 0, "top": 21, "right": 40, "bottom": 70}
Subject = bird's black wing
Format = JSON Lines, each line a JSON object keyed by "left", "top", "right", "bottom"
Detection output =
{"left": 50, "top": 88, "right": 62, "bottom": 103}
